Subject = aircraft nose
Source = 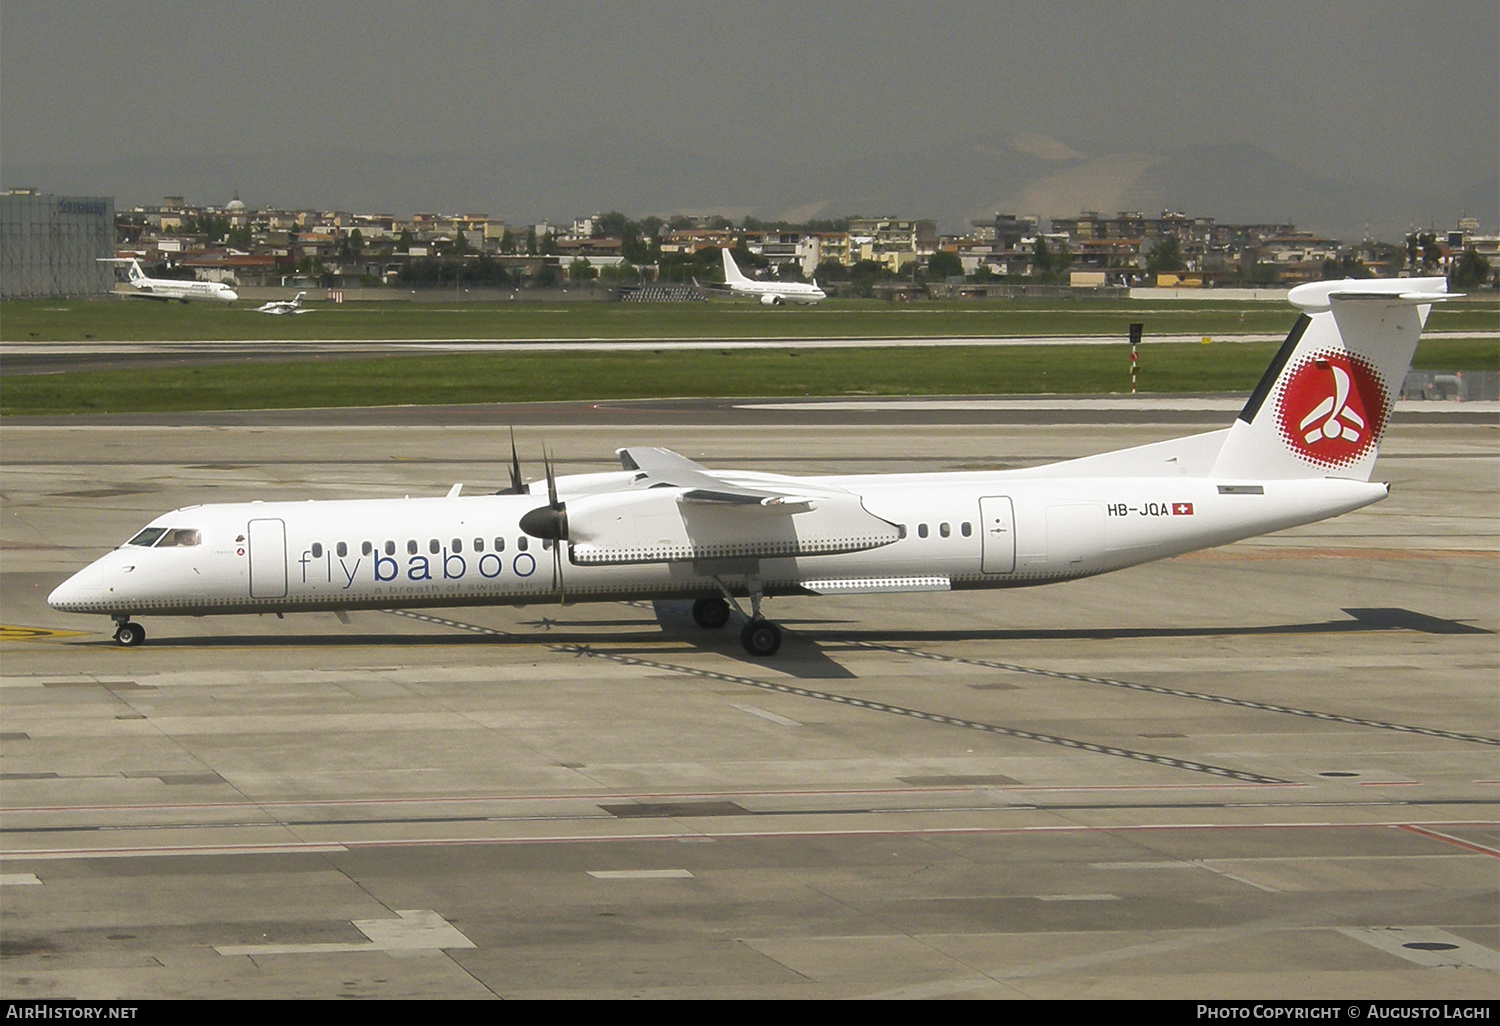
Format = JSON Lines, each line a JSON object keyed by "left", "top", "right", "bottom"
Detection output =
{"left": 47, "top": 559, "right": 121, "bottom": 613}
{"left": 48, "top": 571, "right": 94, "bottom": 612}
{"left": 224, "top": 289, "right": 239, "bottom": 301}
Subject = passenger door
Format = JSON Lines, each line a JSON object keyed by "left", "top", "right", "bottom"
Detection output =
{"left": 979, "top": 496, "right": 1015, "bottom": 574}
{"left": 248, "top": 518, "right": 288, "bottom": 598}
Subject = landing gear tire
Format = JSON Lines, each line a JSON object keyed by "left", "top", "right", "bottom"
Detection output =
{"left": 691, "top": 597, "right": 731, "bottom": 630}
{"left": 113, "top": 622, "right": 146, "bottom": 647}
{"left": 740, "top": 619, "right": 782, "bottom": 657}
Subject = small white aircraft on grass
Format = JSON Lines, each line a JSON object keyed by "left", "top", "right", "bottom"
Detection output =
{"left": 50, "top": 278, "right": 1451, "bottom": 655}
{"left": 254, "top": 292, "right": 309, "bottom": 315}
{"left": 99, "top": 258, "right": 238, "bottom": 304}
{"left": 708, "top": 247, "right": 826, "bottom": 305}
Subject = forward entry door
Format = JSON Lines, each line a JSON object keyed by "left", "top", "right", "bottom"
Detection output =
{"left": 248, "top": 518, "right": 288, "bottom": 598}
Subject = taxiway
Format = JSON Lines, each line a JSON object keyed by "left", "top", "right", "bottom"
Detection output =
{"left": 1, "top": 406, "right": 1495, "bottom": 998}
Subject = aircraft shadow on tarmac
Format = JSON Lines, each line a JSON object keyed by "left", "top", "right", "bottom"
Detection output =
{"left": 68, "top": 606, "right": 1487, "bottom": 685}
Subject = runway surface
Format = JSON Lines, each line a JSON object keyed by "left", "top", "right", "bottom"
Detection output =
{"left": 1, "top": 406, "right": 1495, "bottom": 998}
{"left": 4, "top": 330, "right": 1494, "bottom": 376}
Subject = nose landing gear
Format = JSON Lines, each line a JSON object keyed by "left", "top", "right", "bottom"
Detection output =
{"left": 112, "top": 617, "right": 145, "bottom": 647}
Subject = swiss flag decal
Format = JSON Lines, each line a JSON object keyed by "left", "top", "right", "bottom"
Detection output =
{"left": 1172, "top": 502, "right": 1194, "bottom": 516}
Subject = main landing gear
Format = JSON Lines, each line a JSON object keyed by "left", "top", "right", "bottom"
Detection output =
{"left": 739, "top": 619, "right": 782, "bottom": 658}
{"left": 693, "top": 577, "right": 784, "bottom": 657}
{"left": 690, "top": 597, "right": 731, "bottom": 630}
{"left": 112, "top": 616, "right": 145, "bottom": 647}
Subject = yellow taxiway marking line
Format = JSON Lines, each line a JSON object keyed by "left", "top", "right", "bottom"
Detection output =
{"left": 0, "top": 625, "right": 92, "bottom": 642}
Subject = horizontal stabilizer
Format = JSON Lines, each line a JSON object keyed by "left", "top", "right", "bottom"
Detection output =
{"left": 1288, "top": 277, "right": 1453, "bottom": 312}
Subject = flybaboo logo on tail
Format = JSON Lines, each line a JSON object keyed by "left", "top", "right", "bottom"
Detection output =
{"left": 1275, "top": 351, "right": 1390, "bottom": 468}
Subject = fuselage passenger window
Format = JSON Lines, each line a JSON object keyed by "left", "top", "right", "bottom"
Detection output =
{"left": 337, "top": 542, "right": 348, "bottom": 557}
{"left": 517, "top": 537, "right": 529, "bottom": 551}
{"left": 407, "top": 540, "right": 418, "bottom": 555}
{"left": 940, "top": 523, "right": 950, "bottom": 538}
{"left": 917, "top": 523, "right": 929, "bottom": 539}
{"left": 961, "top": 522, "right": 972, "bottom": 537}
{"left": 311, "top": 542, "right": 323, "bottom": 558}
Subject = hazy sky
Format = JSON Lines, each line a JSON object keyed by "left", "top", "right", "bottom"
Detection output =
{"left": 3, "top": 0, "right": 1496, "bottom": 208}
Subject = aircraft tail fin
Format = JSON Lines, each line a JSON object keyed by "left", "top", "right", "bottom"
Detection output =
{"left": 721, "top": 246, "right": 750, "bottom": 284}
{"left": 1208, "top": 277, "right": 1453, "bottom": 482}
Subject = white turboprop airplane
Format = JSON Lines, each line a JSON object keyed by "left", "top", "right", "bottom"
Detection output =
{"left": 714, "top": 247, "right": 826, "bottom": 305}
{"left": 50, "top": 277, "right": 1450, "bottom": 655}
{"left": 100, "top": 258, "right": 238, "bottom": 304}
{"left": 254, "top": 292, "right": 308, "bottom": 315}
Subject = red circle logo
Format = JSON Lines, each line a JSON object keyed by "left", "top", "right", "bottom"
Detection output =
{"left": 1274, "top": 351, "right": 1389, "bottom": 468}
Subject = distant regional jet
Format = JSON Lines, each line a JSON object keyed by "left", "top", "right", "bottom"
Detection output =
{"left": 254, "top": 292, "right": 309, "bottom": 315}
{"left": 99, "top": 258, "right": 238, "bottom": 304}
{"left": 710, "top": 247, "right": 826, "bottom": 305}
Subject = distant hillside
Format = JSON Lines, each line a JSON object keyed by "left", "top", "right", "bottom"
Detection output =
{"left": 5, "top": 129, "right": 1491, "bottom": 241}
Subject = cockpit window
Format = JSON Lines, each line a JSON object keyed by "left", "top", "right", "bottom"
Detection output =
{"left": 127, "top": 528, "right": 168, "bottom": 547}
{"left": 159, "top": 529, "right": 201, "bottom": 547}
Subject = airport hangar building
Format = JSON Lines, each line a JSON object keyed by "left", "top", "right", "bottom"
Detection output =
{"left": 0, "top": 190, "right": 115, "bottom": 299}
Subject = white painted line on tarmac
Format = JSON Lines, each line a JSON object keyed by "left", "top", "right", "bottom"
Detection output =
{"left": 741, "top": 398, "right": 1246, "bottom": 412}
{"left": 1337, "top": 927, "right": 1500, "bottom": 971}
{"left": 215, "top": 909, "right": 475, "bottom": 957}
{"left": 731, "top": 703, "right": 802, "bottom": 727}
{"left": 587, "top": 869, "right": 694, "bottom": 879}
{"left": 740, "top": 397, "right": 1500, "bottom": 414}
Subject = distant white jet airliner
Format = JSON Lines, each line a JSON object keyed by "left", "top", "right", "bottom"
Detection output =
{"left": 254, "top": 292, "right": 308, "bottom": 315}
{"left": 50, "top": 278, "right": 1450, "bottom": 657}
{"left": 100, "top": 258, "right": 238, "bottom": 304}
{"left": 716, "top": 247, "right": 826, "bottom": 305}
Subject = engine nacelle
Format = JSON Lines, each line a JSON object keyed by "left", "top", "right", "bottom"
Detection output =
{"left": 563, "top": 488, "right": 900, "bottom": 565}
{"left": 759, "top": 293, "right": 783, "bottom": 306}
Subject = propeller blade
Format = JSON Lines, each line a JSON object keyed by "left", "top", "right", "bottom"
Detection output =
{"left": 546, "top": 449, "right": 565, "bottom": 603}
{"left": 545, "top": 449, "right": 560, "bottom": 509}
{"left": 508, "top": 428, "right": 524, "bottom": 494}
{"left": 495, "top": 427, "right": 527, "bottom": 495}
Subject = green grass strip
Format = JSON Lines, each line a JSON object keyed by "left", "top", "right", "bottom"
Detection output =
{"left": 4, "top": 296, "right": 1496, "bottom": 343}
{"left": 3, "top": 339, "right": 1493, "bottom": 417}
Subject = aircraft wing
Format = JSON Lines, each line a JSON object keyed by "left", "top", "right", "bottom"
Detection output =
{"left": 548, "top": 447, "right": 896, "bottom": 565}
{"left": 616, "top": 447, "right": 822, "bottom": 508}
